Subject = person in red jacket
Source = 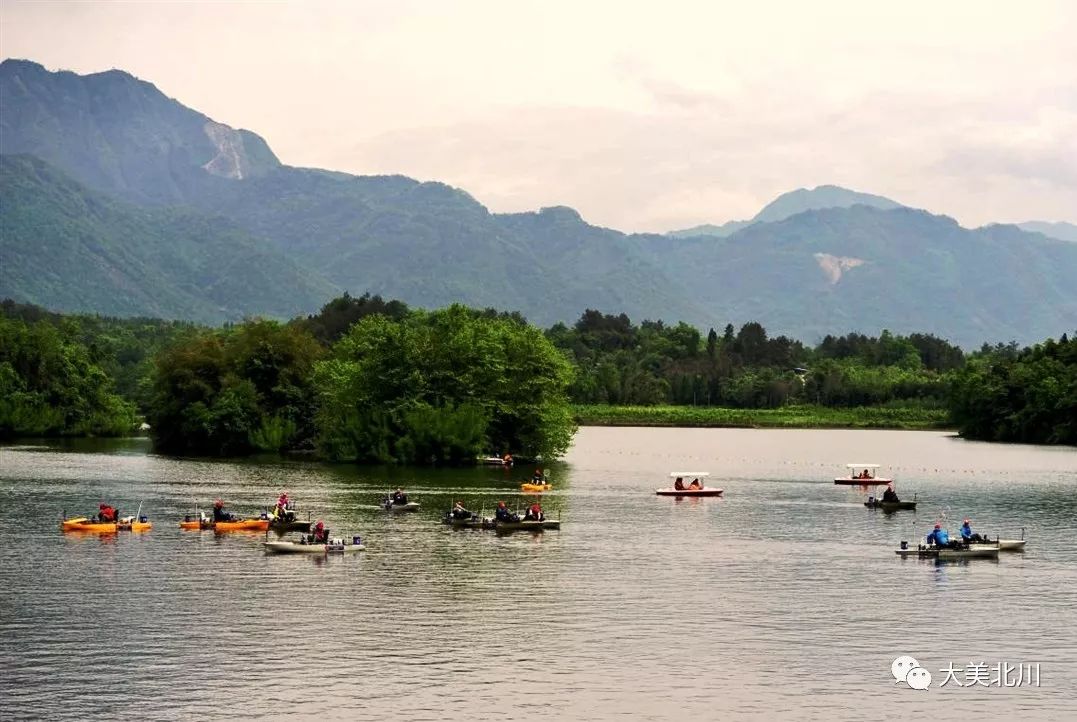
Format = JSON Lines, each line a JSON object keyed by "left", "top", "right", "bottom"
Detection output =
{"left": 97, "top": 504, "right": 117, "bottom": 522}
{"left": 524, "top": 502, "right": 544, "bottom": 522}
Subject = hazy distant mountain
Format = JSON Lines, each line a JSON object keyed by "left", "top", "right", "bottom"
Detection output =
{"left": 0, "top": 154, "right": 336, "bottom": 322}
{"left": 3, "top": 60, "right": 1076, "bottom": 346}
{"left": 667, "top": 185, "right": 904, "bottom": 238}
{"left": 1017, "top": 221, "right": 1077, "bottom": 243}
{"left": 0, "top": 59, "right": 278, "bottom": 205}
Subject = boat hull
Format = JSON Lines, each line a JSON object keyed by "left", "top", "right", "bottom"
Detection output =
{"left": 864, "top": 500, "right": 917, "bottom": 511}
{"left": 835, "top": 477, "right": 893, "bottom": 486}
{"left": 656, "top": 488, "right": 723, "bottom": 497}
{"left": 263, "top": 541, "right": 365, "bottom": 555}
{"left": 896, "top": 544, "right": 999, "bottom": 559}
{"left": 179, "top": 518, "right": 269, "bottom": 531}
{"left": 62, "top": 518, "right": 152, "bottom": 533}
{"left": 268, "top": 520, "right": 312, "bottom": 535}
{"left": 494, "top": 520, "right": 560, "bottom": 532}
{"left": 520, "top": 483, "right": 551, "bottom": 493}
{"left": 383, "top": 502, "right": 420, "bottom": 513}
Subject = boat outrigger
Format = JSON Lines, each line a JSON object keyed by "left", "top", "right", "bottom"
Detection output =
{"left": 656, "top": 472, "right": 723, "bottom": 497}
{"left": 835, "top": 463, "right": 892, "bottom": 486}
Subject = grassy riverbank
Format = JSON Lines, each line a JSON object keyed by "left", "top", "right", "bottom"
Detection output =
{"left": 573, "top": 404, "right": 952, "bottom": 430}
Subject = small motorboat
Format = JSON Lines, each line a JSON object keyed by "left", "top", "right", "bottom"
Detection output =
{"left": 62, "top": 516, "right": 152, "bottom": 533}
{"left": 895, "top": 542, "right": 1000, "bottom": 559}
{"left": 264, "top": 536, "right": 366, "bottom": 555}
{"left": 836, "top": 463, "right": 893, "bottom": 486}
{"left": 656, "top": 472, "right": 723, "bottom": 497}
{"left": 479, "top": 455, "right": 513, "bottom": 466}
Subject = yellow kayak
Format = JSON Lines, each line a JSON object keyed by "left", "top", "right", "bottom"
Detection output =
{"left": 520, "top": 483, "right": 552, "bottom": 493}
{"left": 62, "top": 517, "right": 152, "bottom": 533}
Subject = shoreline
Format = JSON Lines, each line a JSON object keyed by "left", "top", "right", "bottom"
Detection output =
{"left": 572, "top": 404, "right": 953, "bottom": 431}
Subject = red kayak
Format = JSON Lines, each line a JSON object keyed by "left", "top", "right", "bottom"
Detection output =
{"left": 656, "top": 488, "right": 724, "bottom": 497}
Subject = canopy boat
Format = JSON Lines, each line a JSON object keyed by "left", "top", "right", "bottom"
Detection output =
{"left": 895, "top": 541, "right": 1000, "bottom": 559}
{"left": 836, "top": 463, "right": 892, "bottom": 486}
{"left": 656, "top": 472, "right": 723, "bottom": 497}
{"left": 264, "top": 537, "right": 366, "bottom": 555}
{"left": 62, "top": 515, "right": 152, "bottom": 533}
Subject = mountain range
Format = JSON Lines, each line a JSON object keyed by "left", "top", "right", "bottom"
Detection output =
{"left": 2, "top": 58, "right": 1075, "bottom": 347}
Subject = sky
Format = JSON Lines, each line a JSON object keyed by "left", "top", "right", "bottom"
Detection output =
{"left": 1, "top": 0, "right": 1074, "bottom": 232}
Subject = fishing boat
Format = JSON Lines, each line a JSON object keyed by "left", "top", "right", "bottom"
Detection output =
{"left": 442, "top": 514, "right": 495, "bottom": 529}
{"left": 895, "top": 541, "right": 1000, "bottom": 559}
{"left": 493, "top": 519, "right": 561, "bottom": 532}
{"left": 268, "top": 519, "right": 312, "bottom": 534}
{"left": 864, "top": 499, "right": 917, "bottom": 511}
{"left": 382, "top": 500, "right": 420, "bottom": 513}
{"left": 62, "top": 516, "right": 152, "bottom": 533}
{"left": 263, "top": 537, "right": 366, "bottom": 555}
{"left": 656, "top": 472, "right": 723, "bottom": 497}
{"left": 179, "top": 517, "right": 269, "bottom": 531}
{"left": 835, "top": 463, "right": 893, "bottom": 485}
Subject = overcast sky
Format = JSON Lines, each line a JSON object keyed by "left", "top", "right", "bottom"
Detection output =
{"left": 2, "top": 0, "right": 1074, "bottom": 232}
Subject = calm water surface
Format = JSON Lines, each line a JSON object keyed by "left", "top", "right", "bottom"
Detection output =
{"left": 1, "top": 428, "right": 1076, "bottom": 720}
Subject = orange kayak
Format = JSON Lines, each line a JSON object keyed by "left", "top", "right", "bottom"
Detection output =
{"left": 62, "top": 517, "right": 152, "bottom": 533}
{"left": 179, "top": 518, "right": 268, "bottom": 531}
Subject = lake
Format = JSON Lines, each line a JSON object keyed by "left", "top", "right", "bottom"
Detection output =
{"left": 1, "top": 428, "right": 1075, "bottom": 720}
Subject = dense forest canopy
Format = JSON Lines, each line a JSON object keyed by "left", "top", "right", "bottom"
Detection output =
{"left": 1, "top": 297, "right": 1073, "bottom": 451}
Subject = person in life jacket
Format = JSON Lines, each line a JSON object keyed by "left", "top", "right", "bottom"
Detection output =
{"left": 926, "top": 523, "right": 950, "bottom": 547}
{"left": 960, "top": 518, "right": 986, "bottom": 543}
{"left": 524, "top": 502, "right": 544, "bottom": 522}
{"left": 97, "top": 504, "right": 117, "bottom": 523}
{"left": 495, "top": 501, "right": 518, "bottom": 523}
{"left": 212, "top": 499, "right": 235, "bottom": 522}
{"left": 311, "top": 520, "right": 330, "bottom": 544}
{"left": 273, "top": 493, "right": 294, "bottom": 521}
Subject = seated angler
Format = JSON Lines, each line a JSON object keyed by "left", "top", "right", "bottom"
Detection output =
{"left": 882, "top": 485, "right": 900, "bottom": 503}
{"left": 524, "top": 502, "right": 545, "bottom": 522}
{"left": 960, "top": 518, "right": 986, "bottom": 543}
{"left": 495, "top": 501, "right": 518, "bottom": 523}
{"left": 451, "top": 501, "right": 473, "bottom": 520}
{"left": 532, "top": 468, "right": 546, "bottom": 484}
{"left": 212, "top": 499, "right": 235, "bottom": 523}
{"left": 98, "top": 503, "right": 117, "bottom": 523}
{"left": 312, "top": 520, "right": 330, "bottom": 544}
{"left": 926, "top": 523, "right": 950, "bottom": 547}
{"left": 391, "top": 488, "right": 409, "bottom": 505}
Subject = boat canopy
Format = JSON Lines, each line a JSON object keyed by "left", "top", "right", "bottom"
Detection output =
{"left": 669, "top": 471, "right": 710, "bottom": 477}
{"left": 845, "top": 463, "right": 881, "bottom": 469}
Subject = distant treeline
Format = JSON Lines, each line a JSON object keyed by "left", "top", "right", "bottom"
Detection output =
{"left": 1, "top": 296, "right": 1073, "bottom": 449}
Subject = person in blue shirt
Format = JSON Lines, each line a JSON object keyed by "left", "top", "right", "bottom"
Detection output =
{"left": 926, "top": 523, "right": 950, "bottom": 547}
{"left": 960, "top": 518, "right": 986, "bottom": 543}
